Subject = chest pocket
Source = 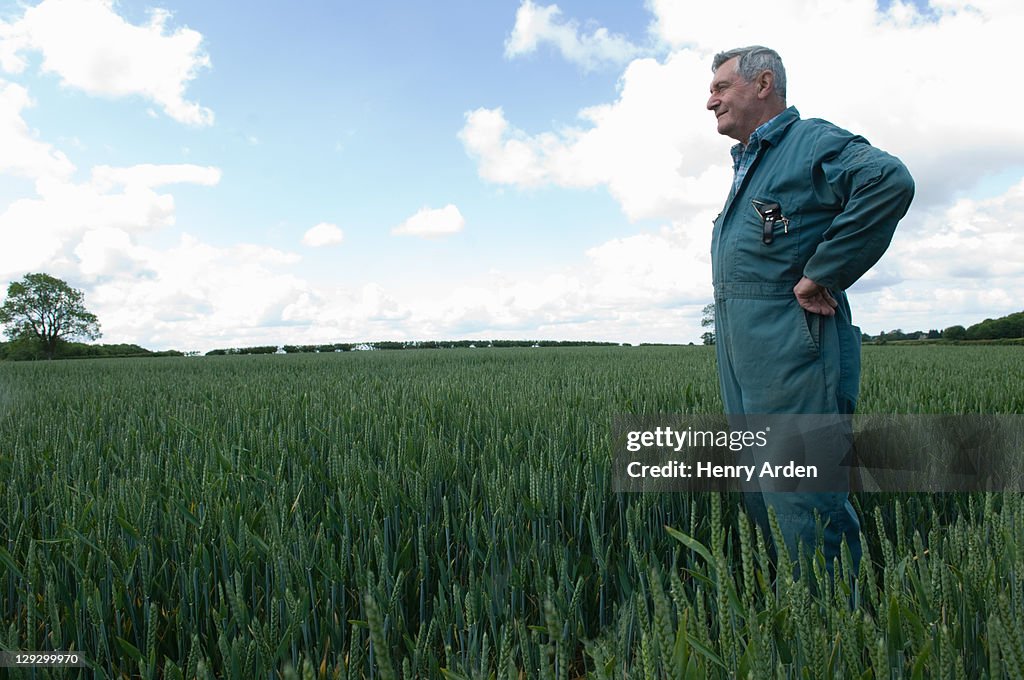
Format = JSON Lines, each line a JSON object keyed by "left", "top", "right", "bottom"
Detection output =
{"left": 728, "top": 194, "right": 803, "bottom": 282}
{"left": 751, "top": 199, "right": 789, "bottom": 245}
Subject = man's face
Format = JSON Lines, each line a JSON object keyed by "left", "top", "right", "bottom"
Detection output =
{"left": 707, "top": 57, "right": 763, "bottom": 144}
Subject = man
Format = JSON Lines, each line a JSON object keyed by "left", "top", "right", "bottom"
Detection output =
{"left": 706, "top": 46, "right": 914, "bottom": 574}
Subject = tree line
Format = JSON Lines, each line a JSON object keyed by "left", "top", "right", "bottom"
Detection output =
{"left": 205, "top": 340, "right": 624, "bottom": 356}
{"left": 867, "top": 311, "right": 1024, "bottom": 343}
{"left": 0, "top": 340, "right": 185, "bottom": 361}
{"left": 2, "top": 273, "right": 1022, "bottom": 360}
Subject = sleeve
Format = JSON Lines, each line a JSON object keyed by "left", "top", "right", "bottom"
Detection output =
{"left": 802, "top": 138, "right": 915, "bottom": 291}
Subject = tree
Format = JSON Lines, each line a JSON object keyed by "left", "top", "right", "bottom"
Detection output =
{"left": 700, "top": 303, "right": 716, "bottom": 345}
{"left": 0, "top": 273, "right": 101, "bottom": 359}
{"left": 942, "top": 325, "right": 967, "bottom": 341}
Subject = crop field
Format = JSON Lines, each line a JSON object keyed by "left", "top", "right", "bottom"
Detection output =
{"left": 1, "top": 345, "right": 1022, "bottom": 678}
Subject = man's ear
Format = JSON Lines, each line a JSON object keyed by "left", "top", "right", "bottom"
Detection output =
{"left": 756, "top": 70, "right": 775, "bottom": 100}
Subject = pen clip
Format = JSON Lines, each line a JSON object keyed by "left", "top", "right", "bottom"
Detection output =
{"left": 751, "top": 200, "right": 789, "bottom": 245}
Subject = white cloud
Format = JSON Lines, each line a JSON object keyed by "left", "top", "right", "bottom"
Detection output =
{"left": 466, "top": 0, "right": 1024, "bottom": 222}
{"left": 0, "top": 0, "right": 213, "bottom": 125}
{"left": 396, "top": 208, "right": 717, "bottom": 343}
{"left": 73, "top": 212, "right": 715, "bottom": 348}
{"left": 458, "top": 107, "right": 552, "bottom": 187}
{"left": 4, "top": 1, "right": 1020, "bottom": 350}
{"left": 74, "top": 227, "right": 146, "bottom": 277}
{"left": 90, "top": 164, "right": 221, "bottom": 191}
{"left": 449, "top": 0, "right": 1024, "bottom": 342}
{"left": 0, "top": 161, "right": 221, "bottom": 278}
{"left": 582, "top": 218, "right": 712, "bottom": 306}
{"left": 83, "top": 212, "right": 717, "bottom": 349}
{"left": 849, "top": 177, "right": 1024, "bottom": 333}
{"left": 83, "top": 233, "right": 309, "bottom": 349}
{"left": 505, "top": 0, "right": 642, "bottom": 70}
{"left": 646, "top": 0, "right": 1022, "bottom": 204}
{"left": 8, "top": 207, "right": 720, "bottom": 349}
{"left": 333, "top": 176, "right": 1022, "bottom": 343}
{"left": 461, "top": 51, "right": 731, "bottom": 221}
{"left": 890, "top": 178, "right": 1024, "bottom": 282}
{"left": 0, "top": 79, "right": 74, "bottom": 181}
{"left": 302, "top": 222, "right": 344, "bottom": 247}
{"left": 392, "top": 204, "right": 465, "bottom": 238}
{"left": 0, "top": 138, "right": 317, "bottom": 351}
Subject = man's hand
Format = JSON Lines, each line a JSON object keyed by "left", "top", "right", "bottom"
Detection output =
{"left": 794, "top": 276, "right": 838, "bottom": 316}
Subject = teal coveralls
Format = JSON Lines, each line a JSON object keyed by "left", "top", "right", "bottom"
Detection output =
{"left": 711, "top": 106, "right": 914, "bottom": 571}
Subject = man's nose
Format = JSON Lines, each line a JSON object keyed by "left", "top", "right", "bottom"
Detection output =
{"left": 707, "top": 94, "right": 718, "bottom": 111}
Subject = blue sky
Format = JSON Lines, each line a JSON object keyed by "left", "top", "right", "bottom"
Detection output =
{"left": 2, "top": 0, "right": 1022, "bottom": 351}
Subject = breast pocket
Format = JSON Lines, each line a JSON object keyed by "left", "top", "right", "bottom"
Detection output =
{"left": 729, "top": 196, "right": 802, "bottom": 281}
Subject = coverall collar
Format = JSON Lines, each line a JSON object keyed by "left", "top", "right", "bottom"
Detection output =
{"left": 719, "top": 107, "right": 802, "bottom": 217}
{"left": 756, "top": 106, "right": 800, "bottom": 148}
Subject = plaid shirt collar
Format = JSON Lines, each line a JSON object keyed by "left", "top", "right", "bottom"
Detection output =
{"left": 729, "top": 109, "right": 792, "bottom": 194}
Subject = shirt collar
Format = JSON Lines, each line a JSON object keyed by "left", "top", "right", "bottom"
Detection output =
{"left": 731, "top": 106, "right": 800, "bottom": 156}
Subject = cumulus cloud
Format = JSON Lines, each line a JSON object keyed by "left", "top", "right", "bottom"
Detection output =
{"left": 392, "top": 204, "right": 465, "bottom": 238}
{"left": 889, "top": 178, "right": 1024, "bottom": 284}
{"left": 666, "top": 0, "right": 1019, "bottom": 207}
{"left": 582, "top": 219, "right": 712, "bottom": 306}
{"left": 898, "top": 197, "right": 1024, "bottom": 281}
{"left": 81, "top": 211, "right": 717, "bottom": 349}
{"left": 83, "top": 233, "right": 310, "bottom": 348}
{"left": 4, "top": 1, "right": 1019, "bottom": 349}
{"left": 336, "top": 174, "right": 1021, "bottom": 343}
{"left": 0, "top": 29, "right": 222, "bottom": 280}
{"left": 100, "top": 210, "right": 716, "bottom": 349}
{"left": 0, "top": 141, "right": 318, "bottom": 351}
{"left": 0, "top": 79, "right": 74, "bottom": 181}
{"left": 0, "top": 0, "right": 213, "bottom": 125}
{"left": 505, "top": 0, "right": 642, "bottom": 70}
{"left": 461, "top": 51, "right": 731, "bottom": 221}
{"left": 450, "top": 0, "right": 1024, "bottom": 340}
{"left": 0, "top": 160, "right": 221, "bottom": 278}
{"left": 90, "top": 164, "right": 221, "bottom": 191}
{"left": 301, "top": 222, "right": 345, "bottom": 248}
{"left": 465, "top": 0, "right": 1023, "bottom": 221}
{"left": 396, "top": 206, "right": 717, "bottom": 343}
{"left": 74, "top": 227, "right": 147, "bottom": 277}
{"left": 847, "top": 177, "right": 1024, "bottom": 333}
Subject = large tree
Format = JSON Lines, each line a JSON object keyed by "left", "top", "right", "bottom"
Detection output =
{"left": 0, "top": 273, "right": 101, "bottom": 359}
{"left": 700, "top": 302, "right": 716, "bottom": 345}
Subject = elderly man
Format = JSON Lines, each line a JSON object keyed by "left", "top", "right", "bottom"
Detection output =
{"left": 706, "top": 46, "right": 914, "bottom": 573}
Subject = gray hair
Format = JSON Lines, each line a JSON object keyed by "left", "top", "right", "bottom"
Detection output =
{"left": 712, "top": 46, "right": 787, "bottom": 102}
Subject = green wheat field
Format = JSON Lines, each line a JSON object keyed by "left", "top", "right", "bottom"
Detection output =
{"left": 1, "top": 345, "right": 1022, "bottom": 678}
